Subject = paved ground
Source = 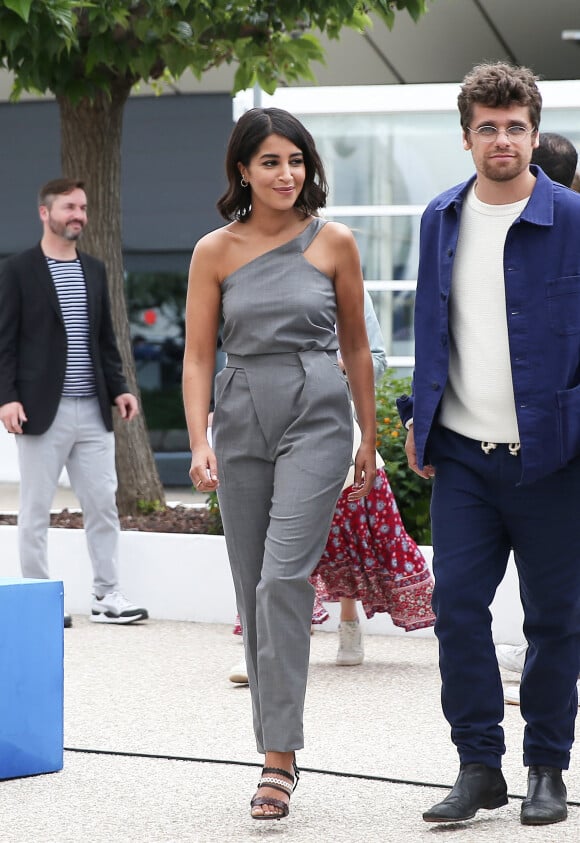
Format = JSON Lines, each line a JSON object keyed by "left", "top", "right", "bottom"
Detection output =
{"left": 1, "top": 483, "right": 579, "bottom": 841}
{"left": 0, "top": 617, "right": 579, "bottom": 842}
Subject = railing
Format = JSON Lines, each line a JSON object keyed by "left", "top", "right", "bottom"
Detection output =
{"left": 325, "top": 204, "right": 423, "bottom": 372}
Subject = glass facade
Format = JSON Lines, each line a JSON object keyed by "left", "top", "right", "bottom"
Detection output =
{"left": 247, "top": 82, "right": 580, "bottom": 376}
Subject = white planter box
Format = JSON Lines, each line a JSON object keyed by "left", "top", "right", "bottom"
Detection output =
{"left": 0, "top": 527, "right": 237, "bottom": 623}
{"left": 0, "top": 526, "right": 525, "bottom": 642}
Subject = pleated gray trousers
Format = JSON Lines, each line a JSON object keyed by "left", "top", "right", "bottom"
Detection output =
{"left": 17, "top": 396, "right": 119, "bottom": 596}
{"left": 214, "top": 351, "right": 352, "bottom": 753}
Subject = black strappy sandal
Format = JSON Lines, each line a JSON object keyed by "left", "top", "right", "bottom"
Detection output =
{"left": 250, "top": 758, "right": 300, "bottom": 820}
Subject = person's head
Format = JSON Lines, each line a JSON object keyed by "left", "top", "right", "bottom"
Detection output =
{"left": 531, "top": 132, "right": 578, "bottom": 187}
{"left": 217, "top": 108, "right": 328, "bottom": 222}
{"left": 38, "top": 178, "right": 87, "bottom": 241}
{"left": 458, "top": 62, "right": 542, "bottom": 134}
{"left": 459, "top": 63, "right": 541, "bottom": 186}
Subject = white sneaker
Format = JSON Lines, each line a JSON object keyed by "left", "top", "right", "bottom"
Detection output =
{"left": 90, "top": 591, "right": 148, "bottom": 624}
{"left": 229, "top": 657, "right": 248, "bottom": 684}
{"left": 496, "top": 643, "right": 528, "bottom": 674}
{"left": 503, "top": 684, "right": 520, "bottom": 706}
{"left": 336, "top": 620, "right": 364, "bottom": 666}
{"left": 504, "top": 680, "right": 580, "bottom": 708}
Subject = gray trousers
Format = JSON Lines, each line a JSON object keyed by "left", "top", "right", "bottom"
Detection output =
{"left": 214, "top": 352, "right": 352, "bottom": 753}
{"left": 17, "top": 397, "right": 119, "bottom": 597}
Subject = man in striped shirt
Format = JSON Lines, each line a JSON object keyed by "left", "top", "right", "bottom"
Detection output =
{"left": 0, "top": 178, "right": 148, "bottom": 627}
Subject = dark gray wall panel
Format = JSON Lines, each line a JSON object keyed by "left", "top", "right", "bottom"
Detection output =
{"left": 0, "top": 100, "right": 60, "bottom": 253}
{"left": 0, "top": 93, "right": 233, "bottom": 260}
{"left": 122, "top": 94, "right": 232, "bottom": 255}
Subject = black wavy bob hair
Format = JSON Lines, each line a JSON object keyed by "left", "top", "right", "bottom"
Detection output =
{"left": 217, "top": 107, "right": 328, "bottom": 222}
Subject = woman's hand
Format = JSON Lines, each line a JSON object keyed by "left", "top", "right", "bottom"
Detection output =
{"left": 347, "top": 441, "right": 377, "bottom": 501}
{"left": 189, "top": 443, "right": 219, "bottom": 492}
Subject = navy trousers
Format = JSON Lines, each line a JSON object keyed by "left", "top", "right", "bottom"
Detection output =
{"left": 429, "top": 426, "right": 580, "bottom": 770}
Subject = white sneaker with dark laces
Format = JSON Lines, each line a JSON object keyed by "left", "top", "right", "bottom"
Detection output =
{"left": 336, "top": 620, "right": 364, "bottom": 666}
{"left": 90, "top": 591, "right": 148, "bottom": 624}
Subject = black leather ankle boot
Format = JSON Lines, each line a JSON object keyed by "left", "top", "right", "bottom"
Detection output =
{"left": 521, "top": 766, "right": 567, "bottom": 826}
{"left": 423, "top": 763, "right": 508, "bottom": 823}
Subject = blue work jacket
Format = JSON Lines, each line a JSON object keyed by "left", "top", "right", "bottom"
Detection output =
{"left": 397, "top": 165, "right": 580, "bottom": 485}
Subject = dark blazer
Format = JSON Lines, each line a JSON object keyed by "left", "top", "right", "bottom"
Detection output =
{"left": 0, "top": 244, "right": 129, "bottom": 435}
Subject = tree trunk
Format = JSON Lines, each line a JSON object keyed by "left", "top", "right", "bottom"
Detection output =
{"left": 58, "top": 85, "right": 166, "bottom": 515}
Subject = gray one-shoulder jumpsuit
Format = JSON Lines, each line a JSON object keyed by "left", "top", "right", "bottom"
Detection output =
{"left": 213, "top": 218, "right": 352, "bottom": 753}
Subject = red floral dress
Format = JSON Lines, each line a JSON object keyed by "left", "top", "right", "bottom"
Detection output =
{"left": 310, "top": 467, "right": 435, "bottom": 631}
{"left": 234, "top": 467, "right": 435, "bottom": 635}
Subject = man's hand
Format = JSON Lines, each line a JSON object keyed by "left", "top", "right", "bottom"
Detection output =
{"left": 405, "top": 424, "right": 435, "bottom": 479}
{"left": 114, "top": 393, "right": 139, "bottom": 422}
{"left": 0, "top": 402, "right": 27, "bottom": 434}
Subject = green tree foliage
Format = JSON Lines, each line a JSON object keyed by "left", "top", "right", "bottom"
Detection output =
{"left": 0, "top": 0, "right": 430, "bottom": 514}
{"left": 1, "top": 2, "right": 430, "bottom": 99}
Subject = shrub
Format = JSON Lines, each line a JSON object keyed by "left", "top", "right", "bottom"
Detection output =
{"left": 206, "top": 490, "right": 224, "bottom": 535}
{"left": 375, "top": 370, "right": 432, "bottom": 545}
{"left": 141, "top": 387, "right": 186, "bottom": 430}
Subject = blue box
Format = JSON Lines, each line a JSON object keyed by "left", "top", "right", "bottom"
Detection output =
{"left": 0, "top": 578, "right": 64, "bottom": 779}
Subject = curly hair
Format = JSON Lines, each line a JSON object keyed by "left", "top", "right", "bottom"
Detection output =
{"left": 458, "top": 62, "right": 542, "bottom": 132}
{"left": 217, "top": 108, "right": 328, "bottom": 222}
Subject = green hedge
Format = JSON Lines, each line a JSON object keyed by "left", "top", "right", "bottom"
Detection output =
{"left": 141, "top": 388, "right": 186, "bottom": 430}
{"left": 375, "top": 370, "right": 432, "bottom": 545}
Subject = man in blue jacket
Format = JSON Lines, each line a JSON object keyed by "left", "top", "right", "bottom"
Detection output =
{"left": 496, "top": 131, "right": 579, "bottom": 703}
{"left": 398, "top": 62, "right": 580, "bottom": 827}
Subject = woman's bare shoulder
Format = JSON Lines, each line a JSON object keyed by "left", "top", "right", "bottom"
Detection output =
{"left": 191, "top": 225, "right": 246, "bottom": 280}
{"left": 194, "top": 223, "right": 238, "bottom": 258}
{"left": 321, "top": 219, "right": 357, "bottom": 246}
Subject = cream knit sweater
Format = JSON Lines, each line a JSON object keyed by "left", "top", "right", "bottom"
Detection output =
{"left": 439, "top": 185, "right": 528, "bottom": 442}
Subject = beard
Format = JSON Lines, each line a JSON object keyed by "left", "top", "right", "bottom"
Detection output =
{"left": 48, "top": 217, "right": 84, "bottom": 241}
{"left": 478, "top": 154, "right": 529, "bottom": 183}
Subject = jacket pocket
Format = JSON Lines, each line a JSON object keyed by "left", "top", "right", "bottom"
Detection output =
{"left": 556, "top": 383, "right": 580, "bottom": 465}
{"left": 546, "top": 276, "right": 580, "bottom": 335}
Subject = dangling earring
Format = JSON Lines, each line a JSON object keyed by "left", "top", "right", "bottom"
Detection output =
{"left": 240, "top": 176, "right": 249, "bottom": 188}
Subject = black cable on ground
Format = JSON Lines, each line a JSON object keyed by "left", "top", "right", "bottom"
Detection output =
{"left": 63, "top": 746, "right": 580, "bottom": 806}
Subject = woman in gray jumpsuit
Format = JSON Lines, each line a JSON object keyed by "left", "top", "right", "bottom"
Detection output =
{"left": 183, "top": 108, "right": 376, "bottom": 820}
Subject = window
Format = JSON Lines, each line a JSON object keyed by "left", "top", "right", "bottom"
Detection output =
{"left": 125, "top": 271, "right": 188, "bottom": 436}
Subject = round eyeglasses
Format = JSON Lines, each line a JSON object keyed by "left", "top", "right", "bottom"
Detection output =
{"left": 466, "top": 125, "right": 537, "bottom": 143}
